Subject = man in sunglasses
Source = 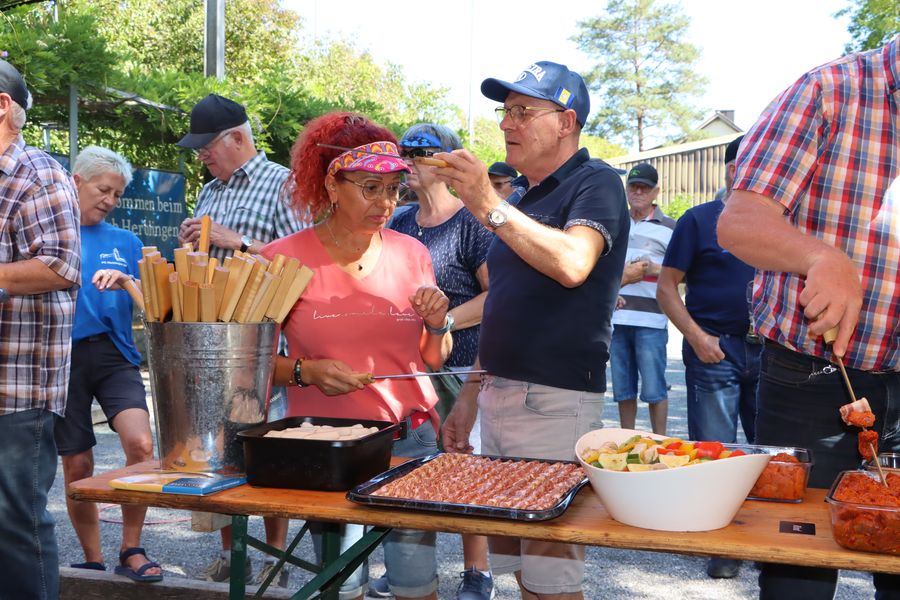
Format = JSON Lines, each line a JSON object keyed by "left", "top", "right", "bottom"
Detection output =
{"left": 437, "top": 61, "right": 629, "bottom": 600}
{"left": 175, "top": 94, "right": 305, "bottom": 587}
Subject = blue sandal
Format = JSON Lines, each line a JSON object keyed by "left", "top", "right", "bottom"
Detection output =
{"left": 113, "top": 547, "right": 163, "bottom": 583}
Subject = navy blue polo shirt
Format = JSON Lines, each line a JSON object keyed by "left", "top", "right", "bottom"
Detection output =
{"left": 479, "top": 148, "right": 630, "bottom": 392}
{"left": 662, "top": 199, "right": 755, "bottom": 335}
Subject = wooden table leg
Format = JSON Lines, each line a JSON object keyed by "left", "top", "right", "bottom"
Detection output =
{"left": 229, "top": 515, "right": 249, "bottom": 600}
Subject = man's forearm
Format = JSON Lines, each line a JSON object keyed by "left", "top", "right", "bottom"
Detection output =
{"left": 718, "top": 190, "right": 829, "bottom": 274}
{"left": 0, "top": 258, "right": 75, "bottom": 295}
{"left": 493, "top": 208, "right": 604, "bottom": 288}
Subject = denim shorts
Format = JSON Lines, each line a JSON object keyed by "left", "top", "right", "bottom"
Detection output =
{"left": 609, "top": 324, "right": 668, "bottom": 403}
{"left": 309, "top": 421, "right": 438, "bottom": 600}
{"left": 477, "top": 375, "right": 604, "bottom": 594}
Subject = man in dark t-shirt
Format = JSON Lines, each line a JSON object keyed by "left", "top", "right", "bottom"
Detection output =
{"left": 435, "top": 61, "right": 629, "bottom": 600}
{"left": 656, "top": 135, "right": 759, "bottom": 579}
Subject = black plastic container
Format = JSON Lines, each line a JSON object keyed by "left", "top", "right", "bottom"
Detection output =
{"left": 238, "top": 416, "right": 399, "bottom": 491}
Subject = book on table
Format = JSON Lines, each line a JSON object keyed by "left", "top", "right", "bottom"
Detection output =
{"left": 109, "top": 471, "right": 246, "bottom": 495}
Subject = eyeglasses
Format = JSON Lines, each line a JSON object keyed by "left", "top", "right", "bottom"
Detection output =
{"left": 491, "top": 179, "right": 513, "bottom": 189}
{"left": 627, "top": 184, "right": 656, "bottom": 194}
{"left": 494, "top": 105, "right": 565, "bottom": 124}
{"left": 400, "top": 148, "right": 438, "bottom": 159}
{"left": 193, "top": 131, "right": 231, "bottom": 156}
{"left": 340, "top": 177, "right": 403, "bottom": 202}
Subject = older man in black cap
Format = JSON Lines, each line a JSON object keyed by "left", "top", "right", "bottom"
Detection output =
{"left": 487, "top": 161, "right": 518, "bottom": 199}
{"left": 0, "top": 60, "right": 81, "bottom": 600}
{"left": 176, "top": 94, "right": 303, "bottom": 587}
{"left": 176, "top": 94, "right": 304, "bottom": 264}
{"left": 437, "top": 61, "right": 629, "bottom": 600}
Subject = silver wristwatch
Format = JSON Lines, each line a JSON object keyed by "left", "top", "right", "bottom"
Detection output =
{"left": 487, "top": 201, "right": 510, "bottom": 229}
{"left": 239, "top": 234, "right": 253, "bottom": 253}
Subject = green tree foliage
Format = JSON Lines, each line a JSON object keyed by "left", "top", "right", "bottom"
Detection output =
{"left": 0, "top": 0, "right": 456, "bottom": 204}
{"left": 573, "top": 0, "right": 707, "bottom": 151}
{"left": 837, "top": 0, "right": 900, "bottom": 52}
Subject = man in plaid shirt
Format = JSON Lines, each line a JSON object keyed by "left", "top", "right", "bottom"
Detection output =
{"left": 176, "top": 94, "right": 304, "bottom": 587}
{"left": 718, "top": 36, "right": 900, "bottom": 598}
{"left": 0, "top": 60, "right": 81, "bottom": 599}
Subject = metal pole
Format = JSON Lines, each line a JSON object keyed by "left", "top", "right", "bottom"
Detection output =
{"left": 204, "top": 0, "right": 225, "bottom": 80}
{"left": 68, "top": 84, "right": 77, "bottom": 165}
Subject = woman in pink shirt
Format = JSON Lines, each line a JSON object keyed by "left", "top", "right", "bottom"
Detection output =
{"left": 262, "top": 112, "right": 451, "bottom": 600}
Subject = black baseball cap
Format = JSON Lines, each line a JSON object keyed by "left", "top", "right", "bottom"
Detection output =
{"left": 487, "top": 161, "right": 517, "bottom": 179}
{"left": 481, "top": 61, "right": 590, "bottom": 127}
{"left": 176, "top": 94, "right": 248, "bottom": 149}
{"left": 0, "top": 60, "right": 31, "bottom": 110}
{"left": 724, "top": 135, "right": 744, "bottom": 164}
{"left": 627, "top": 163, "right": 658, "bottom": 187}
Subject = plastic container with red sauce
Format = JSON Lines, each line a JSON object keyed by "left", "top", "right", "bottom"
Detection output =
{"left": 726, "top": 445, "right": 813, "bottom": 502}
{"left": 825, "top": 470, "right": 900, "bottom": 555}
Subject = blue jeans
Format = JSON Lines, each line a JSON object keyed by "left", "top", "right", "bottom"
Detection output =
{"left": 0, "top": 409, "right": 59, "bottom": 600}
{"left": 610, "top": 324, "right": 668, "bottom": 403}
{"left": 684, "top": 334, "right": 760, "bottom": 443}
{"left": 310, "top": 420, "right": 439, "bottom": 599}
{"left": 756, "top": 341, "right": 900, "bottom": 599}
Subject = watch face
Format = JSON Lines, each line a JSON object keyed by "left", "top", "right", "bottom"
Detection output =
{"left": 488, "top": 207, "right": 507, "bottom": 227}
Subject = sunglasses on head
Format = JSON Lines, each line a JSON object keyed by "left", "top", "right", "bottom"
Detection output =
{"left": 400, "top": 147, "right": 438, "bottom": 159}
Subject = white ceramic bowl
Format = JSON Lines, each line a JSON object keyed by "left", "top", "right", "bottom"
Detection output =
{"left": 575, "top": 428, "right": 770, "bottom": 532}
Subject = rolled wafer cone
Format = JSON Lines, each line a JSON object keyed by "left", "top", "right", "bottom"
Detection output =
{"left": 273, "top": 265, "right": 314, "bottom": 324}
{"left": 199, "top": 283, "right": 216, "bottom": 322}
{"left": 219, "top": 257, "right": 253, "bottom": 322}
{"left": 168, "top": 272, "right": 182, "bottom": 322}
{"left": 121, "top": 277, "right": 145, "bottom": 313}
{"left": 153, "top": 258, "right": 172, "bottom": 321}
{"left": 189, "top": 260, "right": 207, "bottom": 284}
{"left": 181, "top": 280, "right": 199, "bottom": 322}
{"left": 137, "top": 258, "right": 156, "bottom": 321}
{"left": 267, "top": 254, "right": 286, "bottom": 275}
{"left": 141, "top": 246, "right": 158, "bottom": 258}
{"left": 173, "top": 248, "right": 189, "bottom": 283}
{"left": 264, "top": 257, "right": 301, "bottom": 320}
{"left": 205, "top": 257, "right": 218, "bottom": 284}
{"left": 247, "top": 272, "right": 279, "bottom": 323}
{"left": 233, "top": 261, "right": 265, "bottom": 323}
{"left": 211, "top": 267, "right": 229, "bottom": 317}
{"left": 198, "top": 215, "right": 211, "bottom": 255}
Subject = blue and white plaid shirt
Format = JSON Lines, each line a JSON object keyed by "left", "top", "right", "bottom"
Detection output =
{"left": 193, "top": 152, "right": 306, "bottom": 262}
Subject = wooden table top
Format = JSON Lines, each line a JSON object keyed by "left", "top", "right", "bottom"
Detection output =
{"left": 68, "top": 460, "right": 900, "bottom": 574}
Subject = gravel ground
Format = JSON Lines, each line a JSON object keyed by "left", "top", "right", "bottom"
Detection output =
{"left": 49, "top": 328, "right": 877, "bottom": 599}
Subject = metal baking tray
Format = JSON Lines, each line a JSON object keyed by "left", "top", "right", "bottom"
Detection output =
{"left": 347, "top": 453, "right": 589, "bottom": 521}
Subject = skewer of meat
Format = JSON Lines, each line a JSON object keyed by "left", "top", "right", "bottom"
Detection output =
{"left": 824, "top": 328, "right": 887, "bottom": 487}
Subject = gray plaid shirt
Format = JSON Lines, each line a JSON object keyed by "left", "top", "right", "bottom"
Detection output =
{"left": 193, "top": 152, "right": 305, "bottom": 262}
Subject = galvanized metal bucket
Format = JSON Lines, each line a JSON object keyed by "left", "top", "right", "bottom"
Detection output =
{"left": 144, "top": 321, "right": 278, "bottom": 473}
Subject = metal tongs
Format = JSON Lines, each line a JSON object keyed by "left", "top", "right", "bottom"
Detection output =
{"left": 824, "top": 328, "right": 888, "bottom": 487}
{"left": 371, "top": 369, "right": 486, "bottom": 380}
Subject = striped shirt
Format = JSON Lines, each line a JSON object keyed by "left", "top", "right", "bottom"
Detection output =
{"left": 733, "top": 36, "right": 900, "bottom": 371}
{"left": 193, "top": 152, "right": 306, "bottom": 262}
{"left": 612, "top": 205, "right": 675, "bottom": 329}
{"left": 0, "top": 138, "right": 81, "bottom": 416}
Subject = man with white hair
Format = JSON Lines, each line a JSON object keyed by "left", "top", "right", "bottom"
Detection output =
{"left": 177, "top": 94, "right": 304, "bottom": 263}
{"left": 55, "top": 146, "right": 163, "bottom": 582}
{"left": 176, "top": 94, "right": 303, "bottom": 587}
{"left": 0, "top": 59, "right": 81, "bottom": 599}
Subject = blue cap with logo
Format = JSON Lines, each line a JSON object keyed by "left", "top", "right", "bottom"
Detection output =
{"left": 481, "top": 61, "right": 590, "bottom": 127}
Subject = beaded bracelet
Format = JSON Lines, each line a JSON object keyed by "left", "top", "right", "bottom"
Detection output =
{"left": 292, "top": 358, "right": 308, "bottom": 387}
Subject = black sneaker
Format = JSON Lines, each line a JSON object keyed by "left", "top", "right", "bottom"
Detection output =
{"left": 457, "top": 568, "right": 495, "bottom": 600}
{"left": 707, "top": 558, "right": 741, "bottom": 579}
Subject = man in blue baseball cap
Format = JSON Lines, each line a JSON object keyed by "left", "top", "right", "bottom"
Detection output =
{"left": 437, "top": 61, "right": 630, "bottom": 600}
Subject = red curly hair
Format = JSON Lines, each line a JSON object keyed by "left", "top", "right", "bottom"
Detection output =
{"left": 288, "top": 112, "right": 399, "bottom": 222}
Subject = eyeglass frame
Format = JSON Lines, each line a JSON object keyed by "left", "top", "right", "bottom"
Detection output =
{"left": 338, "top": 174, "right": 403, "bottom": 203}
{"left": 494, "top": 104, "right": 566, "bottom": 124}
{"left": 193, "top": 130, "right": 232, "bottom": 156}
{"left": 400, "top": 147, "right": 439, "bottom": 159}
